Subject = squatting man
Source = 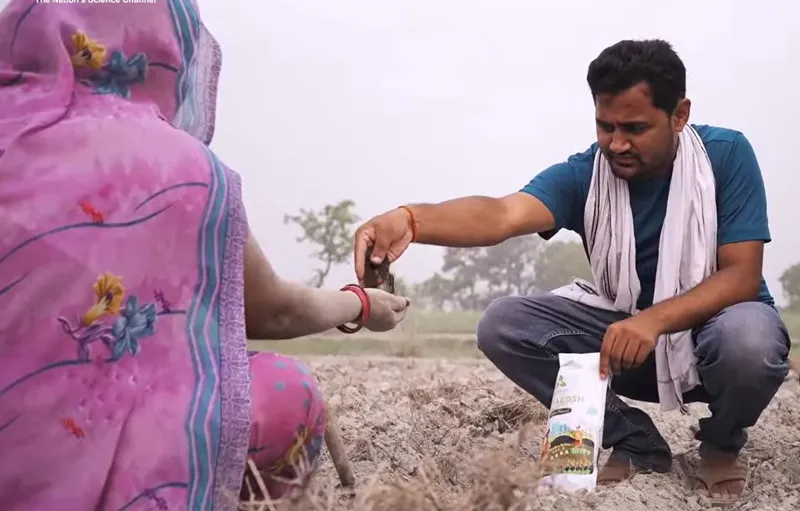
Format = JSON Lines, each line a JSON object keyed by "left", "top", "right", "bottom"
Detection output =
{"left": 352, "top": 39, "right": 790, "bottom": 505}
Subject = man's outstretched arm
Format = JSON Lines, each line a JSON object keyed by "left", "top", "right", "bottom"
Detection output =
{"left": 408, "top": 192, "right": 557, "bottom": 247}
{"left": 354, "top": 156, "right": 585, "bottom": 280}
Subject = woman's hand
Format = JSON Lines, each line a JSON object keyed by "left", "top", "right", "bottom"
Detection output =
{"left": 361, "top": 288, "right": 410, "bottom": 332}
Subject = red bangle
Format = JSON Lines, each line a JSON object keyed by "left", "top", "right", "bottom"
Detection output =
{"left": 336, "top": 284, "right": 371, "bottom": 334}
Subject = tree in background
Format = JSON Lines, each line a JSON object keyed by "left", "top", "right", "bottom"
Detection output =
{"left": 284, "top": 199, "right": 360, "bottom": 288}
{"left": 779, "top": 262, "right": 800, "bottom": 311}
{"left": 534, "top": 240, "right": 593, "bottom": 291}
{"left": 415, "top": 236, "right": 592, "bottom": 310}
{"left": 413, "top": 272, "right": 453, "bottom": 309}
{"left": 483, "top": 235, "right": 541, "bottom": 296}
{"left": 392, "top": 275, "right": 412, "bottom": 297}
{"left": 284, "top": 200, "right": 593, "bottom": 305}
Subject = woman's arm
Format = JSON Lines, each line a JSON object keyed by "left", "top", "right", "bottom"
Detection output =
{"left": 243, "top": 231, "right": 362, "bottom": 339}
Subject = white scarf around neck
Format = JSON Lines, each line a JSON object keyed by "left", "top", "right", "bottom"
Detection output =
{"left": 552, "top": 125, "right": 717, "bottom": 412}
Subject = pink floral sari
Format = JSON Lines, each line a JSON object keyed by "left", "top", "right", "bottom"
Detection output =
{"left": 0, "top": 1, "right": 259, "bottom": 509}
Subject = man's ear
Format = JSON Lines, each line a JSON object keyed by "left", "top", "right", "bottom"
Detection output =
{"left": 672, "top": 98, "right": 691, "bottom": 132}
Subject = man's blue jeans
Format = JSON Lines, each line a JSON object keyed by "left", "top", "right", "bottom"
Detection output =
{"left": 476, "top": 292, "right": 790, "bottom": 472}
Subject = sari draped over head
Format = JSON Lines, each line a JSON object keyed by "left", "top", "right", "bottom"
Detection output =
{"left": 0, "top": 1, "right": 252, "bottom": 509}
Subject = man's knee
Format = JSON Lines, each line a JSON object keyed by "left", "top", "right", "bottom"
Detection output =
{"left": 476, "top": 292, "right": 561, "bottom": 357}
{"left": 477, "top": 296, "right": 527, "bottom": 357}
{"left": 696, "top": 302, "right": 790, "bottom": 380}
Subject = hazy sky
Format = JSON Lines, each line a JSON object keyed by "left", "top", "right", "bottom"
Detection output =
{"left": 199, "top": 0, "right": 799, "bottom": 303}
{"left": 22, "top": 0, "right": 795, "bottom": 302}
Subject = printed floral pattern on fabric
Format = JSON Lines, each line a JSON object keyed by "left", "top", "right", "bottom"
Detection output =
{"left": 70, "top": 30, "right": 107, "bottom": 70}
{"left": 57, "top": 273, "right": 159, "bottom": 362}
{"left": 70, "top": 30, "right": 148, "bottom": 98}
{"left": 273, "top": 424, "right": 315, "bottom": 473}
{"left": 245, "top": 352, "right": 328, "bottom": 499}
{"left": 0, "top": 177, "right": 198, "bottom": 408}
{"left": 83, "top": 272, "right": 124, "bottom": 324}
{"left": 79, "top": 201, "right": 105, "bottom": 224}
{"left": 1, "top": 0, "right": 244, "bottom": 508}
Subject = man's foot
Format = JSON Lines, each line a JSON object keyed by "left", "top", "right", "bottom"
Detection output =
{"left": 689, "top": 451, "right": 750, "bottom": 506}
{"left": 597, "top": 450, "right": 671, "bottom": 485}
{"left": 597, "top": 453, "right": 636, "bottom": 485}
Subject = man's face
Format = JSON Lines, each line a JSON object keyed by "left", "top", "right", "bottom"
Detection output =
{"left": 594, "top": 82, "right": 688, "bottom": 180}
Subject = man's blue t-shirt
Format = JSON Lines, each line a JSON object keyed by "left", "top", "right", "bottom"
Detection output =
{"left": 521, "top": 124, "right": 773, "bottom": 310}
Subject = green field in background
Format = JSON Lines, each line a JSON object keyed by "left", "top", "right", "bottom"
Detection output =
{"left": 398, "top": 308, "right": 800, "bottom": 337}
{"left": 249, "top": 309, "right": 800, "bottom": 360}
{"left": 249, "top": 336, "right": 482, "bottom": 358}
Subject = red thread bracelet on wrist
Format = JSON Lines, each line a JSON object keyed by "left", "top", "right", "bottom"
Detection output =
{"left": 398, "top": 205, "right": 417, "bottom": 243}
{"left": 336, "top": 284, "right": 371, "bottom": 334}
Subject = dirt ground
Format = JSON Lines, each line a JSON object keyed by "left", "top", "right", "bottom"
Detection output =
{"left": 298, "top": 356, "right": 800, "bottom": 511}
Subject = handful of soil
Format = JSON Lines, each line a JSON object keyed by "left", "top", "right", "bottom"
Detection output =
{"left": 363, "top": 245, "right": 395, "bottom": 294}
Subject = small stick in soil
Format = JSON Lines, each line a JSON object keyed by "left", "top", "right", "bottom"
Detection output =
{"left": 324, "top": 413, "right": 355, "bottom": 487}
{"left": 320, "top": 245, "right": 390, "bottom": 490}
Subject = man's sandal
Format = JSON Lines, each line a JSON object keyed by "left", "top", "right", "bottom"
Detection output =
{"left": 689, "top": 457, "right": 751, "bottom": 506}
{"left": 597, "top": 451, "right": 665, "bottom": 485}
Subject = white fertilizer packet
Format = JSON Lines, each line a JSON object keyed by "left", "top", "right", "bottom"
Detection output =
{"left": 537, "top": 352, "right": 609, "bottom": 493}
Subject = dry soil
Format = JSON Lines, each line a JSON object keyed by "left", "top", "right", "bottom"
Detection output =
{"left": 297, "top": 356, "right": 800, "bottom": 511}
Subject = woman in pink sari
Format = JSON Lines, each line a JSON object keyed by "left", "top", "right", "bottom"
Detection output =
{"left": 0, "top": 1, "right": 410, "bottom": 509}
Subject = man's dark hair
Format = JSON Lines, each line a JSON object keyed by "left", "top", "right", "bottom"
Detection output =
{"left": 586, "top": 39, "right": 686, "bottom": 114}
